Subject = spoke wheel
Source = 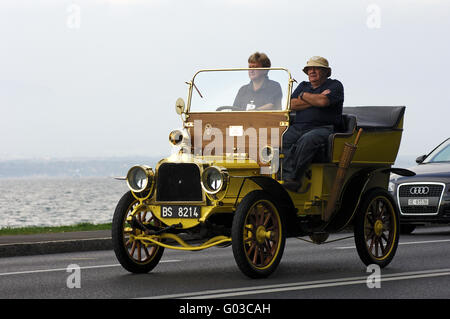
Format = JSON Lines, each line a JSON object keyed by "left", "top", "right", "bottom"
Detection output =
{"left": 112, "top": 191, "right": 164, "bottom": 273}
{"left": 354, "top": 188, "right": 399, "bottom": 268}
{"left": 232, "top": 191, "right": 285, "bottom": 278}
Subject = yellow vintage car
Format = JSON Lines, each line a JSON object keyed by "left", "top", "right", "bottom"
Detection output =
{"left": 111, "top": 68, "right": 412, "bottom": 278}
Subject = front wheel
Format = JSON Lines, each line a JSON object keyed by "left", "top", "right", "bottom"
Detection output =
{"left": 112, "top": 191, "right": 164, "bottom": 273}
{"left": 354, "top": 188, "right": 399, "bottom": 268}
{"left": 232, "top": 191, "right": 286, "bottom": 278}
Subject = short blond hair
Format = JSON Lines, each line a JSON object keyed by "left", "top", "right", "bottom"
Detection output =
{"left": 248, "top": 52, "right": 271, "bottom": 68}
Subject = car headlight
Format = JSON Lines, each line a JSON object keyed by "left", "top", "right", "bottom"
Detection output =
{"left": 260, "top": 145, "right": 274, "bottom": 164}
{"left": 388, "top": 181, "right": 395, "bottom": 193}
{"left": 201, "top": 166, "right": 228, "bottom": 194}
{"left": 126, "top": 165, "right": 154, "bottom": 193}
{"left": 169, "top": 130, "right": 184, "bottom": 146}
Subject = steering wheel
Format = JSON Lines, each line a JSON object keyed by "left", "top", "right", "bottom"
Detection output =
{"left": 215, "top": 106, "right": 243, "bottom": 112}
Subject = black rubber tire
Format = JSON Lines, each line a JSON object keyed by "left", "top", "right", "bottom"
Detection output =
{"left": 232, "top": 190, "right": 286, "bottom": 278}
{"left": 112, "top": 191, "right": 164, "bottom": 273}
{"left": 354, "top": 188, "right": 399, "bottom": 268}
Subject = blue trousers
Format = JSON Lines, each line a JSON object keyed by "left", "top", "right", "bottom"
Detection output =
{"left": 282, "top": 125, "right": 333, "bottom": 181}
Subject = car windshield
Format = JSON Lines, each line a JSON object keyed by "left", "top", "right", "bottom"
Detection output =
{"left": 423, "top": 138, "right": 450, "bottom": 163}
{"left": 188, "top": 68, "right": 291, "bottom": 113}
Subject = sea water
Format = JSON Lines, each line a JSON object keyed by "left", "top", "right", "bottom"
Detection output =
{"left": 0, "top": 177, "right": 129, "bottom": 228}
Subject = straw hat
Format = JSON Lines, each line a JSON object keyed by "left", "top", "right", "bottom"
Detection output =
{"left": 303, "top": 56, "right": 332, "bottom": 77}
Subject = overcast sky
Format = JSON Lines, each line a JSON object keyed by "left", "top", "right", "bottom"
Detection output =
{"left": 1, "top": 0, "right": 449, "bottom": 161}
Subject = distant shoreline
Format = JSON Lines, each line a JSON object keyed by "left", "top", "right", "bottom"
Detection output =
{"left": 0, "top": 156, "right": 160, "bottom": 179}
{"left": 0, "top": 154, "right": 417, "bottom": 179}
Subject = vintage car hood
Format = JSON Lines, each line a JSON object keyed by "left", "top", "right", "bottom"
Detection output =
{"left": 393, "top": 162, "right": 450, "bottom": 183}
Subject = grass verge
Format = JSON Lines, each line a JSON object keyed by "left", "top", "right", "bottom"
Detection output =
{"left": 0, "top": 222, "right": 112, "bottom": 236}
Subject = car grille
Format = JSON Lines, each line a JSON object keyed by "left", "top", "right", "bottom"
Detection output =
{"left": 398, "top": 184, "right": 444, "bottom": 197}
{"left": 156, "top": 163, "right": 203, "bottom": 202}
{"left": 399, "top": 205, "right": 439, "bottom": 215}
{"left": 398, "top": 183, "right": 444, "bottom": 215}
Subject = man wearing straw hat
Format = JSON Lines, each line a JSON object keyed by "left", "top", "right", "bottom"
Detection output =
{"left": 282, "top": 56, "right": 344, "bottom": 192}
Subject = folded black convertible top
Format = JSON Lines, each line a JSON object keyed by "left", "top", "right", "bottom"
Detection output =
{"left": 343, "top": 106, "right": 405, "bottom": 130}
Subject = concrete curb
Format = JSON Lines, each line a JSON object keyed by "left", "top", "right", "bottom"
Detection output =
{"left": 0, "top": 230, "right": 198, "bottom": 258}
{"left": 0, "top": 230, "right": 113, "bottom": 258}
{"left": 0, "top": 237, "right": 112, "bottom": 258}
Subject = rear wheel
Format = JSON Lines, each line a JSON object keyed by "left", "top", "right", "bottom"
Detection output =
{"left": 112, "top": 191, "right": 164, "bottom": 273}
{"left": 232, "top": 191, "right": 285, "bottom": 278}
{"left": 354, "top": 189, "right": 399, "bottom": 268}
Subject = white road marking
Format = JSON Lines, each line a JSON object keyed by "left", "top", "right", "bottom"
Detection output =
{"left": 335, "top": 238, "right": 450, "bottom": 250}
{"left": 146, "top": 268, "right": 450, "bottom": 299}
{"left": 0, "top": 260, "right": 180, "bottom": 277}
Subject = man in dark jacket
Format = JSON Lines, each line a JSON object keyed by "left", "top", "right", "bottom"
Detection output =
{"left": 282, "top": 56, "right": 344, "bottom": 192}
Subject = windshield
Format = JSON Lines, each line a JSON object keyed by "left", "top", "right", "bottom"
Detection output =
{"left": 423, "top": 138, "right": 450, "bottom": 163}
{"left": 188, "top": 68, "right": 291, "bottom": 113}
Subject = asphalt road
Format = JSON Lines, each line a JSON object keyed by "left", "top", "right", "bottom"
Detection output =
{"left": 1, "top": 226, "right": 449, "bottom": 300}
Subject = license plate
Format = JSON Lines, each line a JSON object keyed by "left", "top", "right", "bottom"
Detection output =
{"left": 161, "top": 205, "right": 200, "bottom": 218}
{"left": 408, "top": 198, "right": 429, "bottom": 206}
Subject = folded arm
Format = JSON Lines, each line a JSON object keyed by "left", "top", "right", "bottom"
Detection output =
{"left": 290, "top": 89, "right": 331, "bottom": 110}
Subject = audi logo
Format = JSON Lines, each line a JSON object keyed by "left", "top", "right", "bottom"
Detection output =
{"left": 409, "top": 186, "right": 429, "bottom": 195}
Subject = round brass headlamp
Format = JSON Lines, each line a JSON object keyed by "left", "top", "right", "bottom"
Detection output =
{"left": 201, "top": 166, "right": 228, "bottom": 195}
{"left": 126, "top": 165, "right": 154, "bottom": 193}
{"left": 169, "top": 130, "right": 184, "bottom": 146}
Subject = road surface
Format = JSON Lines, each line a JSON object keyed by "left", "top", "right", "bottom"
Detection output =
{"left": 1, "top": 226, "right": 449, "bottom": 302}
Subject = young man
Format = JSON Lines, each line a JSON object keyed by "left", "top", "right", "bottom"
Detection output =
{"left": 282, "top": 56, "right": 344, "bottom": 192}
{"left": 233, "top": 52, "right": 282, "bottom": 110}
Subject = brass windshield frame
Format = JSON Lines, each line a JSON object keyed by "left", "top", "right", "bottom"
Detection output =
{"left": 185, "top": 68, "right": 295, "bottom": 115}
